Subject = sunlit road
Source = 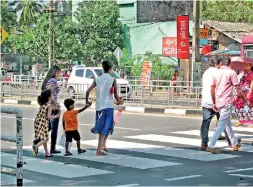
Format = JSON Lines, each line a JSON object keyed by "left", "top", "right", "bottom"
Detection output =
{"left": 1, "top": 104, "right": 253, "bottom": 186}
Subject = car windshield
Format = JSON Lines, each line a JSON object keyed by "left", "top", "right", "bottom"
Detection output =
{"left": 94, "top": 69, "right": 120, "bottom": 79}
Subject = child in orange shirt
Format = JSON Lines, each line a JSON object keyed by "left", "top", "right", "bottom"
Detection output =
{"left": 62, "top": 98, "right": 92, "bottom": 156}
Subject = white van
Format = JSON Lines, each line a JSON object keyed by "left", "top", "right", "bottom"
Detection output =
{"left": 67, "top": 66, "right": 132, "bottom": 98}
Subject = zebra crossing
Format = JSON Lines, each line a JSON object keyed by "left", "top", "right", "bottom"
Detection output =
{"left": 1, "top": 127, "right": 253, "bottom": 185}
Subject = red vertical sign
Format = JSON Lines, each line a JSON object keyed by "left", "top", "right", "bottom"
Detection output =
{"left": 177, "top": 15, "right": 189, "bottom": 59}
{"left": 162, "top": 37, "right": 177, "bottom": 57}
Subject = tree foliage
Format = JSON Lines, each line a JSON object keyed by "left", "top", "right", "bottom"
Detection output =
{"left": 1, "top": 1, "right": 17, "bottom": 31}
{"left": 200, "top": 0, "right": 253, "bottom": 23}
{"left": 75, "top": 0, "right": 124, "bottom": 66}
{"left": 122, "top": 52, "right": 174, "bottom": 80}
{"left": 8, "top": 0, "right": 45, "bottom": 29}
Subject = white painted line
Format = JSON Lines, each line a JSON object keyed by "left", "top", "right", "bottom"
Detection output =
{"left": 81, "top": 140, "right": 239, "bottom": 161}
{"left": 114, "top": 183, "right": 140, "bottom": 187}
{"left": 31, "top": 100, "right": 38, "bottom": 105}
{"left": 4, "top": 99, "right": 18, "bottom": 104}
{"left": 232, "top": 127, "right": 253, "bottom": 133}
{"left": 125, "top": 134, "right": 253, "bottom": 153}
{"left": 229, "top": 174, "right": 253, "bottom": 178}
{"left": 165, "top": 175, "right": 202, "bottom": 181}
{"left": 225, "top": 167, "right": 253, "bottom": 173}
{"left": 1, "top": 153, "right": 113, "bottom": 178}
{"left": 20, "top": 145, "right": 180, "bottom": 169}
{"left": 0, "top": 116, "right": 141, "bottom": 131}
{"left": 125, "top": 107, "right": 145, "bottom": 113}
{"left": 165, "top": 109, "right": 186, "bottom": 115}
{"left": 1, "top": 174, "right": 34, "bottom": 185}
{"left": 171, "top": 130, "right": 253, "bottom": 139}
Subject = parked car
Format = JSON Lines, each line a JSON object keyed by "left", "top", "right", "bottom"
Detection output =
{"left": 67, "top": 66, "right": 132, "bottom": 99}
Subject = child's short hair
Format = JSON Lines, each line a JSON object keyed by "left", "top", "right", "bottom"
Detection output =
{"left": 64, "top": 98, "right": 75, "bottom": 110}
{"left": 102, "top": 61, "right": 112, "bottom": 72}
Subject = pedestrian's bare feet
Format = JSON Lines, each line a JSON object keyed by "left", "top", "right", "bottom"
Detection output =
{"left": 96, "top": 151, "right": 107, "bottom": 156}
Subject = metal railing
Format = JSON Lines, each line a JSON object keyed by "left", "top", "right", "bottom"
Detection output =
{"left": 1, "top": 107, "right": 23, "bottom": 186}
{"left": 1, "top": 82, "right": 202, "bottom": 108}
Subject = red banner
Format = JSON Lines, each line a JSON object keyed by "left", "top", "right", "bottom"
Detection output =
{"left": 162, "top": 37, "right": 177, "bottom": 57}
{"left": 177, "top": 15, "right": 189, "bottom": 59}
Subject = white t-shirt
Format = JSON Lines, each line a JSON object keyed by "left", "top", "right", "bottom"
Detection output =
{"left": 201, "top": 67, "right": 218, "bottom": 108}
{"left": 95, "top": 73, "right": 115, "bottom": 111}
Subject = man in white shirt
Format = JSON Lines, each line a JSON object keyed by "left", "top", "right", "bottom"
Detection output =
{"left": 200, "top": 56, "right": 231, "bottom": 151}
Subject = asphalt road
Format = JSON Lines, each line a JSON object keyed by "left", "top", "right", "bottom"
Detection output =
{"left": 1, "top": 104, "right": 253, "bottom": 186}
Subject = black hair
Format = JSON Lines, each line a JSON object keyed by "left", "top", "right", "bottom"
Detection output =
{"left": 175, "top": 70, "right": 178, "bottom": 73}
{"left": 102, "top": 61, "right": 112, "bottom": 73}
{"left": 64, "top": 98, "right": 75, "bottom": 110}
{"left": 220, "top": 56, "right": 231, "bottom": 66}
{"left": 37, "top": 89, "right": 51, "bottom": 106}
{"left": 209, "top": 55, "right": 220, "bottom": 67}
{"left": 41, "top": 65, "right": 61, "bottom": 91}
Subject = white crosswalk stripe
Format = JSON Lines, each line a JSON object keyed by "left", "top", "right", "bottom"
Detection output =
{"left": 81, "top": 140, "right": 239, "bottom": 161}
{"left": 1, "top": 152, "right": 113, "bottom": 178}
{"left": 1, "top": 174, "right": 34, "bottom": 186}
{"left": 125, "top": 134, "right": 253, "bottom": 153}
{"left": 20, "top": 145, "right": 181, "bottom": 169}
{"left": 2, "top": 129, "right": 252, "bottom": 185}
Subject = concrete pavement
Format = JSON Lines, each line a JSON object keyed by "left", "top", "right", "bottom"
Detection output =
{"left": 1, "top": 104, "right": 253, "bottom": 186}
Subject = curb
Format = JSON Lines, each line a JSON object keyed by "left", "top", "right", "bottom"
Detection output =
{"left": 1, "top": 99, "right": 237, "bottom": 119}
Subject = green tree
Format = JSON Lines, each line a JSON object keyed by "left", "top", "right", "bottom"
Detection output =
{"left": 130, "top": 52, "right": 174, "bottom": 80}
{"left": 75, "top": 0, "right": 124, "bottom": 66}
{"left": 8, "top": 0, "right": 45, "bottom": 29}
{"left": 200, "top": 0, "right": 253, "bottom": 23}
{"left": 1, "top": 1, "right": 17, "bottom": 31}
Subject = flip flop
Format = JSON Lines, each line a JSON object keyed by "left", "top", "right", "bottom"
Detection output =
{"left": 45, "top": 154, "right": 53, "bottom": 158}
{"left": 96, "top": 152, "right": 107, "bottom": 156}
{"left": 78, "top": 149, "right": 86, "bottom": 154}
{"left": 102, "top": 148, "right": 109, "bottom": 152}
{"left": 32, "top": 145, "right": 38, "bottom": 157}
{"left": 64, "top": 152, "right": 73, "bottom": 156}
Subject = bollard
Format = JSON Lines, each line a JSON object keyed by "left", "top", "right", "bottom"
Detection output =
{"left": 1, "top": 107, "right": 23, "bottom": 186}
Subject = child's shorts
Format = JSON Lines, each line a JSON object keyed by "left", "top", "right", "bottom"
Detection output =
{"left": 66, "top": 130, "right": 81, "bottom": 142}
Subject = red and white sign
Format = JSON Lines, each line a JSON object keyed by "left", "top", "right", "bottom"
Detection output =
{"left": 177, "top": 15, "right": 189, "bottom": 59}
{"left": 140, "top": 61, "right": 152, "bottom": 86}
{"left": 162, "top": 37, "right": 177, "bottom": 57}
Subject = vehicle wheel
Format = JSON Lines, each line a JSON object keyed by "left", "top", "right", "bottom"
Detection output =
{"left": 68, "top": 87, "right": 75, "bottom": 99}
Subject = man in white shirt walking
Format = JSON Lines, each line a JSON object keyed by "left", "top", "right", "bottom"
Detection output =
{"left": 200, "top": 56, "right": 231, "bottom": 151}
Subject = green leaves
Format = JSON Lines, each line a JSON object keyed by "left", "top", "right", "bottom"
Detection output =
{"left": 123, "top": 52, "right": 174, "bottom": 80}
{"left": 75, "top": 0, "right": 124, "bottom": 66}
{"left": 1, "top": 0, "right": 124, "bottom": 67}
{"left": 200, "top": 0, "right": 253, "bottom": 23}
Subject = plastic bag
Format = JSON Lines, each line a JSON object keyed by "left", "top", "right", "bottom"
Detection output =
{"left": 243, "top": 105, "right": 250, "bottom": 113}
{"left": 114, "top": 110, "right": 122, "bottom": 124}
{"left": 59, "top": 133, "right": 72, "bottom": 150}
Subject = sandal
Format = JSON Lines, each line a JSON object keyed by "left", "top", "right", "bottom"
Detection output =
{"left": 64, "top": 152, "right": 73, "bottom": 156}
{"left": 78, "top": 149, "right": 86, "bottom": 154}
{"left": 96, "top": 152, "right": 107, "bottom": 156}
{"left": 102, "top": 148, "right": 109, "bottom": 152}
{"left": 45, "top": 154, "right": 53, "bottom": 158}
{"left": 32, "top": 145, "right": 38, "bottom": 157}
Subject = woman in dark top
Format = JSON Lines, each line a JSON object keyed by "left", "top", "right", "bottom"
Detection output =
{"left": 41, "top": 65, "right": 61, "bottom": 154}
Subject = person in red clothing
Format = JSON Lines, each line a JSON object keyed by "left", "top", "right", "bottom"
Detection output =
{"left": 172, "top": 70, "right": 179, "bottom": 95}
{"left": 62, "top": 98, "right": 92, "bottom": 156}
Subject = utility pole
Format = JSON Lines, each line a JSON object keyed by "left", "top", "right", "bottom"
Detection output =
{"left": 191, "top": 0, "right": 200, "bottom": 87}
{"left": 48, "top": 0, "right": 54, "bottom": 70}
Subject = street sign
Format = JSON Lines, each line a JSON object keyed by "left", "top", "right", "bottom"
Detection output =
{"left": 113, "top": 47, "right": 123, "bottom": 58}
{"left": 200, "top": 28, "right": 208, "bottom": 39}
{"left": 113, "top": 47, "right": 123, "bottom": 67}
{"left": 0, "top": 27, "right": 9, "bottom": 44}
